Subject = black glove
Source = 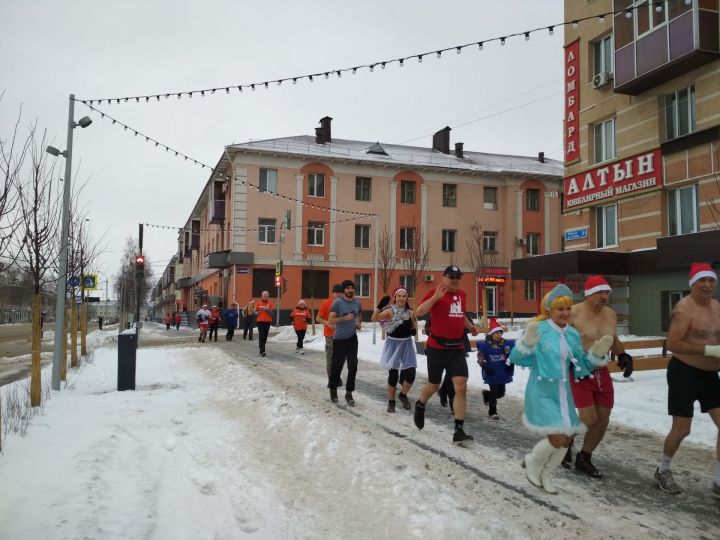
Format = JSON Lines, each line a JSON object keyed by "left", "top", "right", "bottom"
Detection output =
{"left": 410, "top": 328, "right": 417, "bottom": 336}
{"left": 617, "top": 353, "right": 633, "bottom": 378}
{"left": 505, "top": 363, "right": 515, "bottom": 374}
{"left": 377, "top": 295, "right": 391, "bottom": 310}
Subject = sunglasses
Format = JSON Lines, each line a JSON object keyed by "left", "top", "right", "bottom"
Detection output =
{"left": 446, "top": 274, "right": 462, "bottom": 279}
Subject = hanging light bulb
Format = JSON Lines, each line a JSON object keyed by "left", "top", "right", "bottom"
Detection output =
{"left": 417, "top": 55, "right": 423, "bottom": 63}
{"left": 456, "top": 46, "right": 462, "bottom": 54}
{"left": 478, "top": 41, "right": 484, "bottom": 50}
{"left": 436, "top": 51, "right": 441, "bottom": 58}
{"left": 684, "top": 0, "right": 692, "bottom": 5}
{"left": 399, "top": 58, "right": 404, "bottom": 67}
{"left": 572, "top": 20, "right": 578, "bottom": 29}
{"left": 325, "top": 72, "right": 329, "bottom": 79}
{"left": 381, "top": 62, "right": 386, "bottom": 69}
{"left": 500, "top": 37, "right": 506, "bottom": 46}
{"left": 625, "top": 9, "right": 632, "bottom": 18}
{"left": 251, "top": 84, "right": 256, "bottom": 91}
{"left": 264, "top": 82, "right": 269, "bottom": 89}
{"left": 293, "top": 78, "right": 297, "bottom": 84}
{"left": 201, "top": 91, "right": 205, "bottom": 97}
{"left": 369, "top": 65, "right": 374, "bottom": 72}
{"left": 211, "top": 89, "right": 216, "bottom": 94}
{"left": 655, "top": 2, "right": 662, "bottom": 12}
{"left": 524, "top": 32, "right": 530, "bottom": 41}
{"left": 337, "top": 70, "right": 342, "bottom": 77}
{"left": 309, "top": 75, "right": 314, "bottom": 82}
{"left": 352, "top": 67, "right": 357, "bottom": 74}
{"left": 277, "top": 80, "right": 281, "bottom": 86}
{"left": 599, "top": 15, "right": 605, "bottom": 23}
{"left": 548, "top": 26, "right": 554, "bottom": 35}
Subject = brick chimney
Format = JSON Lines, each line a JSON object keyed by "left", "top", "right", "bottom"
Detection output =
{"left": 455, "top": 142, "right": 464, "bottom": 159}
{"left": 316, "top": 116, "right": 333, "bottom": 144}
{"left": 538, "top": 151, "right": 545, "bottom": 164}
{"left": 432, "top": 126, "right": 451, "bottom": 154}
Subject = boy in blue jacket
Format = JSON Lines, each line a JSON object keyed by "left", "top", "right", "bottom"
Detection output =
{"left": 477, "top": 319, "right": 515, "bottom": 420}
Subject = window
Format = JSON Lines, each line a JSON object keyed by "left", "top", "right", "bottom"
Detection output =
{"left": 308, "top": 173, "right": 325, "bottom": 197}
{"left": 635, "top": 0, "right": 667, "bottom": 38}
{"left": 483, "top": 231, "right": 497, "bottom": 253}
{"left": 355, "top": 224, "right": 370, "bottom": 249}
{"left": 593, "top": 117, "right": 616, "bottom": 163}
{"left": 441, "top": 229, "right": 456, "bottom": 252}
{"left": 596, "top": 204, "right": 617, "bottom": 248}
{"left": 307, "top": 221, "right": 325, "bottom": 246}
{"left": 399, "top": 275, "right": 415, "bottom": 297}
{"left": 593, "top": 35, "right": 613, "bottom": 76}
{"left": 252, "top": 268, "right": 275, "bottom": 297}
{"left": 665, "top": 84, "right": 696, "bottom": 141}
{"left": 526, "top": 232, "right": 541, "bottom": 255}
{"left": 400, "top": 181, "right": 415, "bottom": 204}
{"left": 524, "top": 280, "right": 537, "bottom": 301}
{"left": 442, "top": 184, "right": 457, "bottom": 207}
{"left": 259, "top": 168, "right": 277, "bottom": 193}
{"left": 483, "top": 187, "right": 497, "bottom": 210}
{"left": 526, "top": 189, "right": 540, "bottom": 212}
{"left": 668, "top": 185, "right": 698, "bottom": 236}
{"left": 354, "top": 273, "right": 370, "bottom": 297}
{"left": 258, "top": 218, "right": 276, "bottom": 243}
{"left": 302, "top": 270, "right": 329, "bottom": 299}
{"left": 355, "top": 177, "right": 371, "bottom": 201}
{"left": 400, "top": 227, "right": 415, "bottom": 251}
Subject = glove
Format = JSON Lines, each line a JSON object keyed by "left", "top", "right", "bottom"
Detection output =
{"left": 617, "top": 352, "right": 634, "bottom": 378}
{"left": 522, "top": 322, "right": 540, "bottom": 347}
{"left": 377, "top": 295, "right": 391, "bottom": 310}
{"left": 481, "top": 361, "right": 494, "bottom": 375}
{"left": 589, "top": 335, "right": 614, "bottom": 358}
{"left": 410, "top": 328, "right": 417, "bottom": 336}
{"left": 705, "top": 345, "right": 720, "bottom": 358}
{"left": 505, "top": 363, "right": 515, "bottom": 374}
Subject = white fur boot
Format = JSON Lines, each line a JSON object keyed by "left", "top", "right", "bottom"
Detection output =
{"left": 540, "top": 446, "right": 568, "bottom": 494}
{"left": 524, "top": 439, "right": 555, "bottom": 489}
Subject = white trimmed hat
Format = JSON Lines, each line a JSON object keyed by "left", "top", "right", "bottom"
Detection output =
{"left": 584, "top": 275, "right": 611, "bottom": 296}
{"left": 689, "top": 262, "right": 717, "bottom": 287}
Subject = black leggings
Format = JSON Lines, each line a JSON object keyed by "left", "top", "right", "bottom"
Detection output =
{"left": 295, "top": 329, "right": 306, "bottom": 349}
{"left": 257, "top": 322, "right": 271, "bottom": 353}
{"left": 388, "top": 367, "right": 416, "bottom": 387}
{"left": 486, "top": 384, "right": 506, "bottom": 406}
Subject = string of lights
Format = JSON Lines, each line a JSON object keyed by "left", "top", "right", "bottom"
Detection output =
{"left": 78, "top": 1, "right": 691, "bottom": 105}
{"left": 80, "top": 102, "right": 377, "bottom": 219}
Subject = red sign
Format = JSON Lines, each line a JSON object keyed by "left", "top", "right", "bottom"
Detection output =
{"left": 563, "top": 149, "right": 662, "bottom": 210}
{"left": 478, "top": 269, "right": 508, "bottom": 284}
{"left": 564, "top": 40, "right": 580, "bottom": 164}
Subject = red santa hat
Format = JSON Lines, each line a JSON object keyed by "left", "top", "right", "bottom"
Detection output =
{"left": 487, "top": 319, "right": 504, "bottom": 336}
{"left": 689, "top": 262, "right": 717, "bottom": 287}
{"left": 584, "top": 275, "right": 611, "bottom": 297}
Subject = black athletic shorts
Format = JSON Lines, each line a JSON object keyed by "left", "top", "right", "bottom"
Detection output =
{"left": 426, "top": 346, "right": 468, "bottom": 385}
{"left": 667, "top": 356, "right": 720, "bottom": 418}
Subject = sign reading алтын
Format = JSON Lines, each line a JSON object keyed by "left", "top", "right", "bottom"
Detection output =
{"left": 563, "top": 149, "right": 661, "bottom": 210}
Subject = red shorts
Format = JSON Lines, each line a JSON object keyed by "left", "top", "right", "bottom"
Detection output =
{"left": 570, "top": 367, "right": 614, "bottom": 409}
{"left": 199, "top": 322, "right": 208, "bottom": 330}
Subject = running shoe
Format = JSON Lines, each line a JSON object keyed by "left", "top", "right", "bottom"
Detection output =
{"left": 453, "top": 429, "right": 474, "bottom": 447}
{"left": 329, "top": 387, "right": 338, "bottom": 403}
{"left": 655, "top": 468, "right": 681, "bottom": 494}
{"left": 387, "top": 401, "right": 396, "bottom": 413}
{"left": 413, "top": 401, "right": 425, "bottom": 430}
{"left": 575, "top": 451, "right": 603, "bottom": 478}
{"left": 398, "top": 393, "right": 411, "bottom": 410}
{"left": 345, "top": 392, "right": 355, "bottom": 407}
{"left": 488, "top": 405, "right": 499, "bottom": 420}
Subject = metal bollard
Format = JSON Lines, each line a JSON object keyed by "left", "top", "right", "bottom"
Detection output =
{"left": 117, "top": 331, "right": 137, "bottom": 391}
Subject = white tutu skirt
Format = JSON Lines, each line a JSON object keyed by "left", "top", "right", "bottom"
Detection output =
{"left": 379, "top": 336, "right": 418, "bottom": 370}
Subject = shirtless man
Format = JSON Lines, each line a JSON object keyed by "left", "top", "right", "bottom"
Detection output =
{"left": 655, "top": 263, "right": 720, "bottom": 498}
{"left": 566, "top": 275, "right": 632, "bottom": 478}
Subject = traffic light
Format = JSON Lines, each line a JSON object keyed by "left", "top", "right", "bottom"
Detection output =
{"left": 274, "top": 275, "right": 281, "bottom": 288}
{"left": 135, "top": 254, "right": 145, "bottom": 279}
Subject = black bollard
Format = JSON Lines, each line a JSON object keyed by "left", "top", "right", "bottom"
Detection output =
{"left": 117, "top": 332, "right": 137, "bottom": 391}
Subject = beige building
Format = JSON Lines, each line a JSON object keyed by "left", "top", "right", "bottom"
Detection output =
{"left": 162, "top": 118, "right": 562, "bottom": 320}
{"left": 513, "top": 0, "right": 720, "bottom": 335}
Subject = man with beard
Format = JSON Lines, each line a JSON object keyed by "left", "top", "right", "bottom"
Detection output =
{"left": 327, "top": 280, "right": 362, "bottom": 406}
{"left": 656, "top": 263, "right": 720, "bottom": 497}
{"left": 565, "top": 275, "right": 633, "bottom": 477}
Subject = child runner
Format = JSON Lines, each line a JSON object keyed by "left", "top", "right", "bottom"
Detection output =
{"left": 477, "top": 319, "right": 515, "bottom": 420}
{"left": 510, "top": 284, "right": 613, "bottom": 494}
{"left": 289, "top": 299, "right": 311, "bottom": 354}
{"left": 371, "top": 287, "right": 418, "bottom": 413}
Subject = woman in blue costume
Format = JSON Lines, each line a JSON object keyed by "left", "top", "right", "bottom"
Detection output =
{"left": 510, "top": 284, "right": 613, "bottom": 494}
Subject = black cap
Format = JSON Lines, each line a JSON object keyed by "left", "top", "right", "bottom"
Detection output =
{"left": 332, "top": 283, "right": 343, "bottom": 293}
{"left": 340, "top": 279, "right": 355, "bottom": 290}
{"left": 443, "top": 265, "right": 463, "bottom": 276}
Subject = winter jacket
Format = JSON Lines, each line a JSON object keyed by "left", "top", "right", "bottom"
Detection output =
{"left": 225, "top": 308, "right": 239, "bottom": 328}
{"left": 477, "top": 338, "right": 516, "bottom": 385}
{"left": 289, "top": 307, "right": 311, "bottom": 331}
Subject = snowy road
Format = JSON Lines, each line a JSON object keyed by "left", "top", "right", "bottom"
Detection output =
{"left": 2, "top": 331, "right": 719, "bottom": 539}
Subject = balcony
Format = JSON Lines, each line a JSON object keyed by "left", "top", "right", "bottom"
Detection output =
{"left": 207, "top": 250, "right": 254, "bottom": 268}
{"left": 176, "top": 277, "right": 192, "bottom": 289}
{"left": 613, "top": 5, "right": 719, "bottom": 95}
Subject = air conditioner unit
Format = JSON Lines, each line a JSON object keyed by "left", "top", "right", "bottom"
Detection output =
{"left": 592, "top": 71, "right": 613, "bottom": 89}
{"left": 516, "top": 238, "right": 526, "bottom": 246}
{"left": 423, "top": 274, "right": 435, "bottom": 282}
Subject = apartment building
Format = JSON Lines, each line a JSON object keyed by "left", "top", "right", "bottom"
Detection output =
{"left": 163, "top": 117, "right": 562, "bottom": 320}
{"left": 512, "top": 0, "right": 720, "bottom": 335}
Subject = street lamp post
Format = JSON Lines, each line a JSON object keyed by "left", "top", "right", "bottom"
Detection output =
{"left": 47, "top": 94, "right": 92, "bottom": 391}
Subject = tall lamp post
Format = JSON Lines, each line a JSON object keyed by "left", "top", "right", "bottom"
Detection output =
{"left": 47, "top": 94, "right": 92, "bottom": 391}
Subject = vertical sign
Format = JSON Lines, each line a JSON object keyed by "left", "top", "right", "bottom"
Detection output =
{"left": 564, "top": 39, "right": 580, "bottom": 165}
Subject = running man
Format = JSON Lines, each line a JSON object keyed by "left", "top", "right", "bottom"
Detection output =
{"left": 327, "top": 280, "right": 362, "bottom": 406}
{"left": 316, "top": 284, "right": 343, "bottom": 387}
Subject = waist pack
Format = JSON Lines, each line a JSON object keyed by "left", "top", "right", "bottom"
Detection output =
{"left": 431, "top": 335, "right": 464, "bottom": 348}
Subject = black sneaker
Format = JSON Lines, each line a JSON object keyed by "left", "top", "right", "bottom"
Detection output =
{"left": 398, "top": 393, "right": 411, "bottom": 410}
{"left": 561, "top": 447, "right": 573, "bottom": 470}
{"left": 260, "top": 352, "right": 266, "bottom": 357}
{"left": 413, "top": 401, "right": 425, "bottom": 430}
{"left": 488, "top": 405, "right": 499, "bottom": 420}
{"left": 387, "top": 400, "right": 396, "bottom": 413}
{"left": 575, "top": 451, "right": 603, "bottom": 478}
{"left": 329, "top": 388, "right": 338, "bottom": 403}
{"left": 345, "top": 392, "right": 355, "bottom": 407}
{"left": 439, "top": 394, "right": 448, "bottom": 407}
{"left": 481, "top": 389, "right": 490, "bottom": 407}
{"left": 453, "top": 428, "right": 474, "bottom": 447}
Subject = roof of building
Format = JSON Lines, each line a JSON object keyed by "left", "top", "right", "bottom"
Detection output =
{"left": 225, "top": 135, "right": 563, "bottom": 178}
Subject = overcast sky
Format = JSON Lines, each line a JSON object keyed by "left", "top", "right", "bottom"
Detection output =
{"left": 0, "top": 0, "right": 565, "bottom": 298}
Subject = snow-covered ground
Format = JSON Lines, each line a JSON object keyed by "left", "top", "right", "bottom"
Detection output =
{"left": 1, "top": 323, "right": 718, "bottom": 539}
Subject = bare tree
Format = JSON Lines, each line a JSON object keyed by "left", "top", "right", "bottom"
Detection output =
{"left": 399, "top": 222, "right": 430, "bottom": 300}
{"left": 14, "top": 125, "right": 62, "bottom": 406}
{"left": 465, "top": 222, "right": 498, "bottom": 328}
{"left": 113, "top": 236, "right": 154, "bottom": 325}
{"left": 376, "top": 225, "right": 396, "bottom": 295}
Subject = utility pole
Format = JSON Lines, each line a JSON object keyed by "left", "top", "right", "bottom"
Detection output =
{"left": 136, "top": 223, "right": 144, "bottom": 325}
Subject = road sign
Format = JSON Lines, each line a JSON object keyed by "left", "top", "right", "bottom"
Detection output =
{"left": 82, "top": 274, "right": 98, "bottom": 290}
{"left": 564, "top": 228, "right": 588, "bottom": 241}
{"left": 237, "top": 267, "right": 251, "bottom": 274}
{"left": 275, "top": 260, "right": 283, "bottom": 276}
{"left": 68, "top": 276, "right": 81, "bottom": 287}
{"left": 86, "top": 296, "right": 101, "bottom": 303}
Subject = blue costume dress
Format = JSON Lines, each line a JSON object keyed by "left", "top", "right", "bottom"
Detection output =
{"left": 509, "top": 319, "right": 607, "bottom": 436}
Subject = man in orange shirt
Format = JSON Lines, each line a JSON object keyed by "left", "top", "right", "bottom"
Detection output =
{"left": 254, "top": 291, "right": 274, "bottom": 357}
{"left": 316, "top": 284, "right": 343, "bottom": 386}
